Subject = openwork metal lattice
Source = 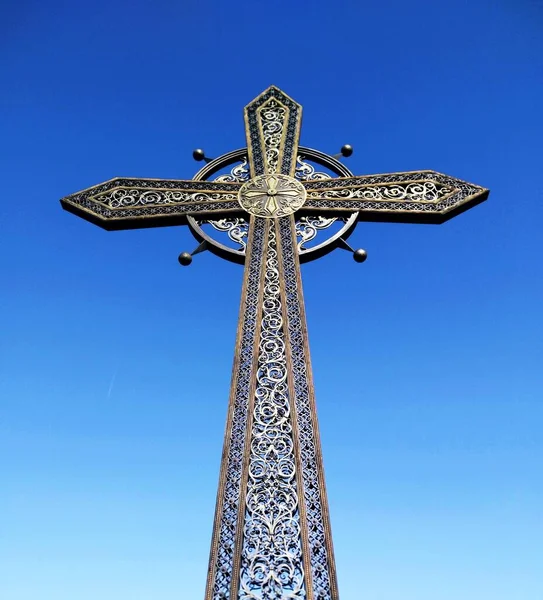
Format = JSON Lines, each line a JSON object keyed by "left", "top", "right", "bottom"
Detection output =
{"left": 195, "top": 154, "right": 351, "bottom": 258}
{"left": 239, "top": 222, "right": 305, "bottom": 599}
{"left": 61, "top": 86, "right": 489, "bottom": 600}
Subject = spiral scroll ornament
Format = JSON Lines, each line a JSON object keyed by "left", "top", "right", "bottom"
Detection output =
{"left": 238, "top": 224, "right": 306, "bottom": 599}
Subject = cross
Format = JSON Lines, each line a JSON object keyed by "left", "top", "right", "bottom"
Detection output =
{"left": 61, "top": 86, "right": 489, "bottom": 600}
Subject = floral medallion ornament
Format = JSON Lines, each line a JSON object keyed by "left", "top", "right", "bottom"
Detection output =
{"left": 238, "top": 174, "right": 307, "bottom": 218}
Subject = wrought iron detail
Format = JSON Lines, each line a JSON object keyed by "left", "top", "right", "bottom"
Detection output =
{"left": 295, "top": 156, "right": 330, "bottom": 181}
{"left": 259, "top": 98, "right": 287, "bottom": 175}
{"left": 215, "top": 159, "right": 251, "bottom": 183}
{"left": 238, "top": 223, "right": 306, "bottom": 600}
{"left": 199, "top": 213, "right": 350, "bottom": 254}
{"left": 303, "top": 171, "right": 485, "bottom": 217}
{"left": 202, "top": 218, "right": 249, "bottom": 251}
{"left": 293, "top": 156, "right": 348, "bottom": 251}
{"left": 186, "top": 147, "right": 361, "bottom": 263}
{"left": 277, "top": 216, "right": 337, "bottom": 600}
{"left": 194, "top": 153, "right": 351, "bottom": 254}
{"left": 70, "top": 196, "right": 237, "bottom": 221}
{"left": 61, "top": 177, "right": 241, "bottom": 228}
{"left": 295, "top": 216, "right": 348, "bottom": 251}
{"left": 207, "top": 218, "right": 266, "bottom": 600}
{"left": 101, "top": 188, "right": 238, "bottom": 208}
{"left": 245, "top": 87, "right": 301, "bottom": 177}
{"left": 200, "top": 161, "right": 252, "bottom": 251}
{"left": 306, "top": 180, "right": 453, "bottom": 204}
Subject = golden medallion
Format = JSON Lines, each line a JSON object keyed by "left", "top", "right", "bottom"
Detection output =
{"left": 238, "top": 174, "right": 307, "bottom": 218}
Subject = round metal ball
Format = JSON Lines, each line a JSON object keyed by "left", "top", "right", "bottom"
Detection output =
{"left": 353, "top": 248, "right": 367, "bottom": 263}
{"left": 178, "top": 252, "right": 193, "bottom": 266}
{"left": 192, "top": 148, "right": 206, "bottom": 162}
{"left": 341, "top": 144, "right": 353, "bottom": 157}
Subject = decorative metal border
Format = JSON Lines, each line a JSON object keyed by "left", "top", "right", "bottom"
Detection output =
{"left": 236, "top": 221, "right": 307, "bottom": 599}
{"left": 244, "top": 86, "right": 302, "bottom": 177}
{"left": 187, "top": 148, "right": 357, "bottom": 264}
{"left": 60, "top": 178, "right": 241, "bottom": 230}
{"left": 204, "top": 217, "right": 268, "bottom": 600}
{"left": 206, "top": 217, "right": 341, "bottom": 600}
{"left": 304, "top": 171, "right": 488, "bottom": 223}
{"left": 277, "top": 215, "right": 339, "bottom": 600}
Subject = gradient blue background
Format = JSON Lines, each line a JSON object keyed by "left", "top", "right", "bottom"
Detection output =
{"left": 1, "top": 1, "right": 542, "bottom": 598}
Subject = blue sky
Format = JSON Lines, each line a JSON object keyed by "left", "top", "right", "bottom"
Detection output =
{"left": 1, "top": 1, "right": 542, "bottom": 598}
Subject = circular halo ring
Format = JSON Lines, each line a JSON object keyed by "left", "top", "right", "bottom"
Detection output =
{"left": 187, "top": 146, "right": 358, "bottom": 264}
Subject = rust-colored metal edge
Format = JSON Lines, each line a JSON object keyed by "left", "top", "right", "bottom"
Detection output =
{"left": 203, "top": 216, "right": 267, "bottom": 600}
{"left": 274, "top": 216, "right": 316, "bottom": 600}
{"left": 278, "top": 215, "right": 341, "bottom": 600}
{"left": 227, "top": 218, "right": 270, "bottom": 600}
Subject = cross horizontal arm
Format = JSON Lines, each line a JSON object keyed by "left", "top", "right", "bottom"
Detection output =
{"left": 302, "top": 170, "right": 489, "bottom": 224}
{"left": 60, "top": 177, "right": 242, "bottom": 230}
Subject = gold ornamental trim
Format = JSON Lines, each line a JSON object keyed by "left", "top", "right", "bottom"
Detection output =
{"left": 238, "top": 174, "right": 307, "bottom": 218}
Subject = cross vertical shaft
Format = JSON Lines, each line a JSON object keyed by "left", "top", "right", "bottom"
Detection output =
{"left": 204, "top": 217, "right": 339, "bottom": 600}
{"left": 204, "top": 88, "right": 339, "bottom": 599}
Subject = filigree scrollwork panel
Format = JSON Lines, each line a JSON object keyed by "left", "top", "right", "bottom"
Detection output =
{"left": 296, "top": 216, "right": 349, "bottom": 251}
{"left": 238, "top": 174, "right": 307, "bottom": 219}
{"left": 303, "top": 171, "right": 486, "bottom": 218}
{"left": 257, "top": 98, "right": 288, "bottom": 175}
{"left": 294, "top": 156, "right": 355, "bottom": 252}
{"left": 207, "top": 218, "right": 267, "bottom": 600}
{"left": 215, "top": 158, "right": 251, "bottom": 183}
{"left": 200, "top": 218, "right": 250, "bottom": 251}
{"left": 199, "top": 160, "right": 251, "bottom": 251}
{"left": 294, "top": 156, "right": 331, "bottom": 182}
{"left": 277, "top": 216, "right": 337, "bottom": 600}
{"left": 238, "top": 223, "right": 306, "bottom": 600}
{"left": 192, "top": 154, "right": 354, "bottom": 255}
{"left": 244, "top": 87, "right": 302, "bottom": 177}
{"left": 305, "top": 180, "right": 453, "bottom": 204}
{"left": 61, "top": 178, "right": 242, "bottom": 228}
{"left": 99, "top": 188, "right": 238, "bottom": 208}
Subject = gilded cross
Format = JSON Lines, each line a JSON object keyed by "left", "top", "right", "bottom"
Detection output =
{"left": 61, "top": 86, "right": 488, "bottom": 600}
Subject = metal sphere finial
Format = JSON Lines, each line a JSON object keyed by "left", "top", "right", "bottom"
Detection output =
{"left": 178, "top": 252, "right": 193, "bottom": 266}
{"left": 192, "top": 148, "right": 206, "bottom": 162}
{"left": 341, "top": 144, "right": 353, "bottom": 158}
{"left": 353, "top": 248, "right": 367, "bottom": 263}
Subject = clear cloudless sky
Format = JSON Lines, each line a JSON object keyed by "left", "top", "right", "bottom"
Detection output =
{"left": 1, "top": 1, "right": 542, "bottom": 599}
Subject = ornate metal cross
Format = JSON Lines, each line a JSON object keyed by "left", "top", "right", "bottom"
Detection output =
{"left": 61, "top": 86, "right": 488, "bottom": 600}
